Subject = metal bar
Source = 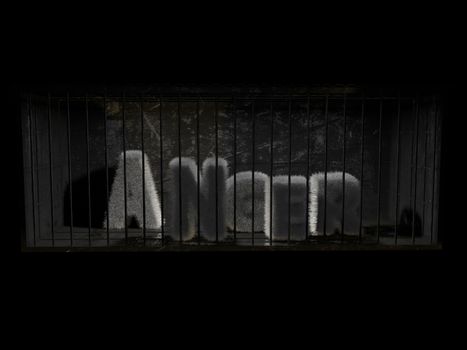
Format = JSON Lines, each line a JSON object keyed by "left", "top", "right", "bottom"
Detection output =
{"left": 233, "top": 98, "right": 237, "bottom": 241}
{"left": 197, "top": 98, "right": 201, "bottom": 244}
{"left": 251, "top": 101, "right": 255, "bottom": 246}
{"left": 323, "top": 95, "right": 329, "bottom": 237}
{"left": 434, "top": 99, "right": 444, "bottom": 246}
{"left": 141, "top": 96, "right": 146, "bottom": 245}
{"left": 159, "top": 95, "right": 165, "bottom": 243}
{"left": 178, "top": 96, "right": 182, "bottom": 243}
{"left": 122, "top": 92, "right": 128, "bottom": 244}
{"left": 66, "top": 92, "right": 73, "bottom": 247}
{"left": 412, "top": 96, "right": 420, "bottom": 244}
{"left": 359, "top": 94, "right": 365, "bottom": 242}
{"left": 215, "top": 99, "right": 219, "bottom": 242}
{"left": 305, "top": 96, "right": 311, "bottom": 241}
{"left": 430, "top": 97, "right": 439, "bottom": 244}
{"left": 408, "top": 99, "right": 416, "bottom": 240}
{"left": 270, "top": 101, "right": 274, "bottom": 245}
{"left": 33, "top": 96, "right": 41, "bottom": 243}
{"left": 422, "top": 100, "right": 430, "bottom": 240}
{"left": 394, "top": 91, "right": 401, "bottom": 245}
{"left": 85, "top": 93, "right": 92, "bottom": 247}
{"left": 27, "top": 95, "right": 36, "bottom": 247}
{"left": 288, "top": 98, "right": 292, "bottom": 243}
{"left": 104, "top": 94, "right": 109, "bottom": 246}
{"left": 47, "top": 93, "right": 55, "bottom": 247}
{"left": 341, "top": 92, "right": 347, "bottom": 242}
{"left": 376, "top": 93, "right": 383, "bottom": 243}
{"left": 51, "top": 96, "right": 416, "bottom": 103}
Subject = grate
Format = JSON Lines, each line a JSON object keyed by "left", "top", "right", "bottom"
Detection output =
{"left": 20, "top": 85, "right": 443, "bottom": 250}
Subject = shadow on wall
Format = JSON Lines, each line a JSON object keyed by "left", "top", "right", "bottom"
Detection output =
{"left": 398, "top": 207, "right": 422, "bottom": 237}
{"left": 64, "top": 167, "right": 117, "bottom": 228}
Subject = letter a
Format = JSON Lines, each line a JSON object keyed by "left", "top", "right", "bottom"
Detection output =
{"left": 104, "top": 150, "right": 162, "bottom": 230}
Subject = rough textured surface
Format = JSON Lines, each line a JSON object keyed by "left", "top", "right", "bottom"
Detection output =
{"left": 309, "top": 172, "right": 360, "bottom": 236}
{"left": 168, "top": 157, "right": 198, "bottom": 241}
{"left": 264, "top": 175, "right": 308, "bottom": 240}
{"left": 200, "top": 157, "right": 229, "bottom": 241}
{"left": 225, "top": 171, "right": 269, "bottom": 232}
{"left": 104, "top": 150, "right": 161, "bottom": 230}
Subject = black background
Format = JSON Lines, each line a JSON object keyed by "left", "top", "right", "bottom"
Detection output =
{"left": 6, "top": 6, "right": 465, "bottom": 313}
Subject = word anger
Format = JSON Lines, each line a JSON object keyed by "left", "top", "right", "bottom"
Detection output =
{"left": 104, "top": 151, "right": 361, "bottom": 241}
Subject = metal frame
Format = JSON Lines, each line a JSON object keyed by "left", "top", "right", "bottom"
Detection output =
{"left": 20, "top": 87, "right": 444, "bottom": 250}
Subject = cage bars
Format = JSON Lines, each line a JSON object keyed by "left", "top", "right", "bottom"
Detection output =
{"left": 305, "top": 96, "right": 311, "bottom": 241}
{"left": 323, "top": 95, "right": 329, "bottom": 237}
{"left": 269, "top": 101, "right": 274, "bottom": 245}
{"left": 215, "top": 99, "right": 219, "bottom": 243}
{"left": 251, "top": 101, "right": 255, "bottom": 246}
{"left": 159, "top": 95, "right": 165, "bottom": 243}
{"left": 22, "top": 90, "right": 442, "bottom": 249}
{"left": 341, "top": 92, "right": 347, "bottom": 241}
{"left": 412, "top": 96, "right": 420, "bottom": 244}
{"left": 197, "top": 97, "right": 201, "bottom": 244}
{"left": 359, "top": 93, "right": 365, "bottom": 242}
{"left": 85, "top": 94, "right": 92, "bottom": 246}
{"left": 47, "top": 93, "right": 55, "bottom": 246}
{"left": 177, "top": 95, "right": 182, "bottom": 243}
{"left": 104, "top": 93, "right": 110, "bottom": 246}
{"left": 140, "top": 96, "right": 146, "bottom": 245}
{"left": 287, "top": 99, "right": 292, "bottom": 243}
{"left": 422, "top": 99, "right": 430, "bottom": 242}
{"left": 27, "top": 96, "right": 37, "bottom": 247}
{"left": 66, "top": 93, "right": 73, "bottom": 247}
{"left": 122, "top": 92, "right": 128, "bottom": 244}
{"left": 394, "top": 92, "right": 401, "bottom": 245}
{"left": 376, "top": 93, "right": 383, "bottom": 243}
{"left": 233, "top": 97, "right": 237, "bottom": 242}
{"left": 430, "top": 97, "right": 439, "bottom": 244}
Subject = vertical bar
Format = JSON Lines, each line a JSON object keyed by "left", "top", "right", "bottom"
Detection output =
{"left": 85, "top": 93, "right": 92, "bottom": 247}
{"left": 408, "top": 99, "right": 416, "bottom": 240}
{"left": 394, "top": 91, "right": 402, "bottom": 245}
{"left": 430, "top": 97, "right": 439, "bottom": 244}
{"left": 412, "top": 96, "right": 420, "bottom": 244}
{"left": 233, "top": 97, "right": 237, "bottom": 241}
{"left": 422, "top": 99, "right": 430, "bottom": 241}
{"left": 27, "top": 95, "right": 37, "bottom": 247}
{"left": 376, "top": 92, "right": 383, "bottom": 243}
{"left": 66, "top": 92, "right": 73, "bottom": 247}
{"left": 104, "top": 94, "right": 110, "bottom": 246}
{"left": 33, "top": 96, "right": 41, "bottom": 242}
{"left": 251, "top": 100, "right": 255, "bottom": 246}
{"left": 215, "top": 99, "right": 219, "bottom": 243}
{"left": 359, "top": 93, "right": 365, "bottom": 242}
{"left": 122, "top": 92, "right": 128, "bottom": 244}
{"left": 434, "top": 99, "right": 444, "bottom": 246}
{"left": 178, "top": 95, "right": 182, "bottom": 243}
{"left": 341, "top": 92, "right": 347, "bottom": 242}
{"left": 305, "top": 96, "right": 311, "bottom": 241}
{"left": 159, "top": 95, "right": 165, "bottom": 243}
{"left": 140, "top": 96, "right": 146, "bottom": 245}
{"left": 47, "top": 93, "right": 55, "bottom": 247}
{"left": 197, "top": 97, "right": 201, "bottom": 244}
{"left": 269, "top": 100, "right": 274, "bottom": 246}
{"left": 287, "top": 98, "right": 292, "bottom": 243}
{"left": 323, "top": 95, "right": 329, "bottom": 237}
